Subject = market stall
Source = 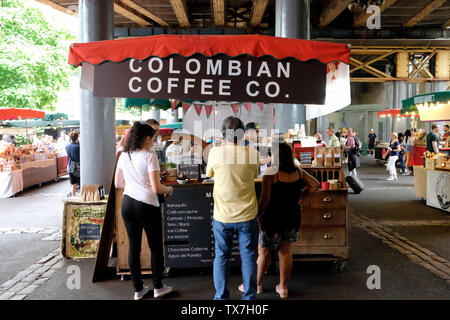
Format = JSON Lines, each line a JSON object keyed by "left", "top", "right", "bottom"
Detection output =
{"left": 68, "top": 34, "right": 351, "bottom": 279}
{"left": 403, "top": 91, "right": 450, "bottom": 213}
{"left": 375, "top": 109, "right": 421, "bottom": 162}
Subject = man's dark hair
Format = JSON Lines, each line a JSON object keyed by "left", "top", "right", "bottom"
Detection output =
{"left": 145, "top": 119, "right": 160, "bottom": 126}
{"left": 222, "top": 116, "right": 245, "bottom": 144}
{"left": 125, "top": 122, "right": 156, "bottom": 153}
{"left": 444, "top": 125, "right": 449, "bottom": 130}
{"left": 69, "top": 131, "right": 78, "bottom": 142}
{"left": 432, "top": 124, "right": 439, "bottom": 130}
{"left": 245, "top": 122, "right": 258, "bottom": 132}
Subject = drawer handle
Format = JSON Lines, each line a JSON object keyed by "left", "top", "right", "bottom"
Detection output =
{"left": 323, "top": 234, "right": 333, "bottom": 240}
{"left": 323, "top": 213, "right": 332, "bottom": 220}
{"left": 323, "top": 196, "right": 332, "bottom": 202}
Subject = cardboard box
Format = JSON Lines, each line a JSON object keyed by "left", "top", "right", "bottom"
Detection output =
{"left": 426, "top": 158, "right": 436, "bottom": 170}
{"left": 329, "top": 179, "right": 339, "bottom": 190}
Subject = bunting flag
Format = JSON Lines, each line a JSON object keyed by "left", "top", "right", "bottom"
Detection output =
{"left": 171, "top": 99, "right": 179, "bottom": 111}
{"left": 231, "top": 104, "right": 240, "bottom": 116}
{"left": 244, "top": 102, "right": 252, "bottom": 111}
{"left": 205, "top": 105, "right": 213, "bottom": 118}
{"left": 258, "top": 102, "right": 264, "bottom": 110}
{"left": 182, "top": 102, "right": 191, "bottom": 111}
{"left": 194, "top": 104, "right": 202, "bottom": 116}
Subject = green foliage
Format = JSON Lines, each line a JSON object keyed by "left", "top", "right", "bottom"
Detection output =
{"left": 116, "top": 98, "right": 142, "bottom": 116}
{"left": 13, "top": 134, "right": 32, "bottom": 146}
{"left": 0, "top": 0, "right": 75, "bottom": 110}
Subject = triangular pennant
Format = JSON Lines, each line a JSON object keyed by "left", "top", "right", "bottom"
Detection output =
{"left": 231, "top": 104, "right": 240, "bottom": 116}
{"left": 171, "top": 99, "right": 179, "bottom": 111}
{"left": 205, "top": 105, "right": 213, "bottom": 118}
{"left": 258, "top": 102, "right": 264, "bottom": 110}
{"left": 194, "top": 104, "right": 202, "bottom": 116}
{"left": 182, "top": 103, "right": 191, "bottom": 111}
{"left": 244, "top": 102, "right": 252, "bottom": 112}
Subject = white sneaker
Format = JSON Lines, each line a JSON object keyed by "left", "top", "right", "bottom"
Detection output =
{"left": 402, "top": 172, "right": 410, "bottom": 176}
{"left": 134, "top": 285, "right": 151, "bottom": 300}
{"left": 387, "top": 176, "right": 395, "bottom": 181}
{"left": 154, "top": 285, "right": 173, "bottom": 298}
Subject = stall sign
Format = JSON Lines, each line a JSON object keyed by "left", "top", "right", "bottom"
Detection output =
{"left": 82, "top": 54, "right": 327, "bottom": 104}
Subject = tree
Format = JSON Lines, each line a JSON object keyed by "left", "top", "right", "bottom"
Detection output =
{"left": 0, "top": 0, "right": 75, "bottom": 110}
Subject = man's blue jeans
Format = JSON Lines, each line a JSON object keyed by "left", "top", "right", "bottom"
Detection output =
{"left": 212, "top": 218, "right": 259, "bottom": 300}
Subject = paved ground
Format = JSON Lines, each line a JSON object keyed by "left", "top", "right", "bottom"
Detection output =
{"left": 0, "top": 158, "right": 449, "bottom": 300}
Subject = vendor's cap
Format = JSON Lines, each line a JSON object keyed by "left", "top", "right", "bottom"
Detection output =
{"left": 245, "top": 122, "right": 259, "bottom": 131}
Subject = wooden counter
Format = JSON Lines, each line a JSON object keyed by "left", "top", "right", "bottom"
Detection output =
{"left": 114, "top": 167, "right": 349, "bottom": 274}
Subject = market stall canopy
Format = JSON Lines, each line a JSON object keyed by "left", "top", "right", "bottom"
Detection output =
{"left": 401, "top": 91, "right": 450, "bottom": 121}
{"left": 0, "top": 108, "right": 45, "bottom": 120}
{"left": 45, "top": 112, "right": 69, "bottom": 121}
{"left": 377, "top": 109, "right": 419, "bottom": 118}
{"left": 69, "top": 35, "right": 350, "bottom": 105}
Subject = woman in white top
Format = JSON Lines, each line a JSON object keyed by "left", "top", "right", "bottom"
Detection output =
{"left": 115, "top": 122, "right": 173, "bottom": 300}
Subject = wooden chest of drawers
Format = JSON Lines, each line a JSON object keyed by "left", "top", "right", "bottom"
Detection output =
{"left": 293, "top": 179, "right": 349, "bottom": 267}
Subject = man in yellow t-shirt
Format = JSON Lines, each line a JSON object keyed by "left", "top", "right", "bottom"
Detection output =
{"left": 206, "top": 116, "right": 259, "bottom": 300}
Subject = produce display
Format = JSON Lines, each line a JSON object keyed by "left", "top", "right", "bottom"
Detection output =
{"left": 0, "top": 141, "right": 57, "bottom": 172}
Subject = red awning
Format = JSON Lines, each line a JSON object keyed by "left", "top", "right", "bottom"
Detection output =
{"left": 68, "top": 34, "right": 350, "bottom": 67}
{"left": 377, "top": 109, "right": 419, "bottom": 118}
{"left": 0, "top": 108, "right": 45, "bottom": 120}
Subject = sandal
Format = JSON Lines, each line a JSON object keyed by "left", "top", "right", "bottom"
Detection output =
{"left": 276, "top": 285, "right": 288, "bottom": 299}
{"left": 238, "top": 283, "right": 263, "bottom": 294}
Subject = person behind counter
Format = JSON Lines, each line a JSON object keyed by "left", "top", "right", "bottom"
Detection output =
{"left": 244, "top": 122, "right": 258, "bottom": 147}
{"left": 206, "top": 116, "right": 260, "bottom": 300}
{"left": 245, "top": 142, "right": 319, "bottom": 299}
{"left": 426, "top": 124, "right": 440, "bottom": 154}
{"left": 66, "top": 131, "right": 80, "bottom": 197}
{"left": 114, "top": 122, "right": 173, "bottom": 300}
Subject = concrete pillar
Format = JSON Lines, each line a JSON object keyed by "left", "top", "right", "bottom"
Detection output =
{"left": 79, "top": 0, "right": 115, "bottom": 193}
{"left": 274, "top": 0, "right": 309, "bottom": 134}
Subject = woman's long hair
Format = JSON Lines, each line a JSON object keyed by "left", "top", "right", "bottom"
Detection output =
{"left": 272, "top": 142, "right": 297, "bottom": 173}
{"left": 124, "top": 122, "right": 156, "bottom": 153}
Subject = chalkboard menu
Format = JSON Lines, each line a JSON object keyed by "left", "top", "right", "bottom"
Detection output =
{"left": 178, "top": 164, "right": 200, "bottom": 179}
{"left": 163, "top": 185, "right": 240, "bottom": 268}
{"left": 300, "top": 152, "right": 312, "bottom": 164}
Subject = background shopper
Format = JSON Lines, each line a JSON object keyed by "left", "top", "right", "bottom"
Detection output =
{"left": 368, "top": 129, "right": 376, "bottom": 155}
{"left": 385, "top": 132, "right": 401, "bottom": 181}
{"left": 404, "top": 130, "right": 414, "bottom": 172}
{"left": 248, "top": 142, "right": 319, "bottom": 299}
{"left": 206, "top": 116, "right": 260, "bottom": 300}
{"left": 66, "top": 131, "right": 80, "bottom": 197}
{"left": 115, "top": 122, "right": 173, "bottom": 300}
{"left": 398, "top": 133, "right": 410, "bottom": 175}
{"left": 345, "top": 128, "right": 360, "bottom": 176}
{"left": 327, "top": 127, "right": 340, "bottom": 147}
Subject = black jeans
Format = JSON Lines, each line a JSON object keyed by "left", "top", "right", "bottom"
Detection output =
{"left": 122, "top": 195, "right": 164, "bottom": 292}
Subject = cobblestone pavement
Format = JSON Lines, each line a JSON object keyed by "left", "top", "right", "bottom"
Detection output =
{"left": 350, "top": 210, "right": 450, "bottom": 286}
{"left": 0, "top": 248, "right": 66, "bottom": 300}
